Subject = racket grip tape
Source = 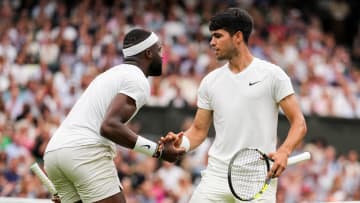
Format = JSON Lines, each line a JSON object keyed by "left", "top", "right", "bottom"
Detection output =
{"left": 287, "top": 152, "right": 311, "bottom": 165}
{"left": 30, "top": 163, "right": 58, "bottom": 195}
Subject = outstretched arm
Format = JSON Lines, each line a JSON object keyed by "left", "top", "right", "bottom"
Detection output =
{"left": 268, "top": 94, "right": 307, "bottom": 178}
{"left": 100, "top": 93, "right": 185, "bottom": 162}
{"left": 100, "top": 93, "right": 138, "bottom": 148}
{"left": 184, "top": 108, "right": 213, "bottom": 151}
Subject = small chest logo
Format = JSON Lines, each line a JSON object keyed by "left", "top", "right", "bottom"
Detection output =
{"left": 249, "top": 81, "right": 261, "bottom": 86}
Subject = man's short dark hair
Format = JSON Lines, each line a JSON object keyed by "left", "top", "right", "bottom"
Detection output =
{"left": 123, "top": 29, "right": 151, "bottom": 49}
{"left": 209, "top": 8, "right": 253, "bottom": 44}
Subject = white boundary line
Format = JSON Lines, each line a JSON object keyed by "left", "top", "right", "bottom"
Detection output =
{"left": 0, "top": 197, "right": 52, "bottom": 203}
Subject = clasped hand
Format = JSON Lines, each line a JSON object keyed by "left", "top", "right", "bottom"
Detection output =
{"left": 157, "top": 132, "right": 185, "bottom": 162}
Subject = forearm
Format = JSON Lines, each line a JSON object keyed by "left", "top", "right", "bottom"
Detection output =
{"left": 100, "top": 118, "right": 164, "bottom": 158}
{"left": 100, "top": 94, "right": 172, "bottom": 159}
{"left": 278, "top": 117, "right": 307, "bottom": 155}
{"left": 180, "top": 108, "right": 212, "bottom": 151}
{"left": 184, "top": 125, "right": 209, "bottom": 151}
{"left": 100, "top": 117, "right": 138, "bottom": 148}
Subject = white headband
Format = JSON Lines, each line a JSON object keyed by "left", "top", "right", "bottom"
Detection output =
{"left": 122, "top": 32, "right": 159, "bottom": 57}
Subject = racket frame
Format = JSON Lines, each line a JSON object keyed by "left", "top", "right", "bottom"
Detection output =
{"left": 227, "top": 148, "right": 272, "bottom": 201}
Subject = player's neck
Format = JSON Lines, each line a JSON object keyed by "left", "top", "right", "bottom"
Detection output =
{"left": 228, "top": 47, "right": 253, "bottom": 74}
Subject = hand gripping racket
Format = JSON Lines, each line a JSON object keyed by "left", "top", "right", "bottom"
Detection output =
{"left": 30, "top": 163, "right": 58, "bottom": 196}
{"left": 227, "top": 148, "right": 311, "bottom": 201}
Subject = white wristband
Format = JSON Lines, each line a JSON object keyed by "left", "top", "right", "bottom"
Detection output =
{"left": 133, "top": 136, "right": 158, "bottom": 156}
{"left": 180, "top": 136, "right": 190, "bottom": 152}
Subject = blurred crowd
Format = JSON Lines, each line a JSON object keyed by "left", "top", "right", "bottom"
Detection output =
{"left": 0, "top": 0, "right": 360, "bottom": 202}
{"left": 278, "top": 138, "right": 360, "bottom": 202}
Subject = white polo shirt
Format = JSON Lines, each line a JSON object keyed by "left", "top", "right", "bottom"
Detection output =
{"left": 197, "top": 57, "right": 294, "bottom": 167}
{"left": 45, "top": 64, "right": 150, "bottom": 155}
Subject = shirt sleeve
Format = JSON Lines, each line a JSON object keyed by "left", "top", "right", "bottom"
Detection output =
{"left": 272, "top": 66, "right": 295, "bottom": 103}
{"left": 118, "top": 73, "right": 147, "bottom": 108}
{"left": 197, "top": 76, "right": 212, "bottom": 110}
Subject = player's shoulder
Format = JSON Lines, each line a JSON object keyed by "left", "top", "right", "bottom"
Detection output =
{"left": 108, "top": 64, "right": 136, "bottom": 73}
{"left": 203, "top": 63, "right": 228, "bottom": 80}
{"left": 90, "top": 64, "right": 140, "bottom": 86}
{"left": 253, "top": 57, "right": 288, "bottom": 78}
{"left": 104, "top": 64, "right": 144, "bottom": 78}
{"left": 253, "top": 57, "right": 281, "bottom": 71}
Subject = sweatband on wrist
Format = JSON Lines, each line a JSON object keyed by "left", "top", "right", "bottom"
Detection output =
{"left": 133, "top": 135, "right": 158, "bottom": 156}
{"left": 122, "top": 32, "right": 159, "bottom": 57}
{"left": 180, "top": 136, "right": 190, "bottom": 152}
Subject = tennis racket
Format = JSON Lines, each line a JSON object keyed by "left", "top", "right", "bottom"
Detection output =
{"left": 30, "top": 163, "right": 58, "bottom": 196}
{"left": 228, "top": 148, "right": 311, "bottom": 201}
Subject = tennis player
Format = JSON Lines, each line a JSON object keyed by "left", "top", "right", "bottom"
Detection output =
{"left": 44, "top": 28, "right": 185, "bottom": 203}
{"left": 162, "top": 8, "right": 307, "bottom": 202}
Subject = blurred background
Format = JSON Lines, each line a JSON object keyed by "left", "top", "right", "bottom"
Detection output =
{"left": 0, "top": 0, "right": 359, "bottom": 202}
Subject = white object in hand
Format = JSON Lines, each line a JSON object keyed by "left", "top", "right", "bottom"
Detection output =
{"left": 30, "top": 163, "right": 58, "bottom": 195}
{"left": 287, "top": 152, "right": 311, "bottom": 165}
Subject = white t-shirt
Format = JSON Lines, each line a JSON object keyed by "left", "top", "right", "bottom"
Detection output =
{"left": 45, "top": 64, "right": 150, "bottom": 155}
{"left": 197, "top": 57, "right": 294, "bottom": 171}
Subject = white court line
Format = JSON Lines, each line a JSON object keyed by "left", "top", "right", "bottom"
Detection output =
{"left": 0, "top": 197, "right": 52, "bottom": 203}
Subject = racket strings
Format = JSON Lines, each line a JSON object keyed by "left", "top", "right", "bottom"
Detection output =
{"left": 230, "top": 150, "right": 268, "bottom": 200}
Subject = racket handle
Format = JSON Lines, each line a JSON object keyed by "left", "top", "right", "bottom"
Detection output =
{"left": 287, "top": 152, "right": 311, "bottom": 166}
{"left": 30, "top": 163, "right": 58, "bottom": 195}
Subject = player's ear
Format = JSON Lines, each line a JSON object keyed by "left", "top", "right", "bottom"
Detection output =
{"left": 234, "top": 31, "right": 244, "bottom": 44}
{"left": 145, "top": 49, "right": 153, "bottom": 59}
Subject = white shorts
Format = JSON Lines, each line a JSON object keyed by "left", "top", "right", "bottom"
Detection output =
{"left": 189, "top": 168, "right": 277, "bottom": 203}
{"left": 44, "top": 144, "right": 121, "bottom": 203}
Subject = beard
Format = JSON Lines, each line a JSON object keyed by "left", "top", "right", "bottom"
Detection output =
{"left": 148, "top": 57, "right": 162, "bottom": 76}
{"left": 216, "top": 47, "right": 237, "bottom": 61}
{"left": 216, "top": 52, "right": 231, "bottom": 61}
{"left": 216, "top": 54, "right": 228, "bottom": 60}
